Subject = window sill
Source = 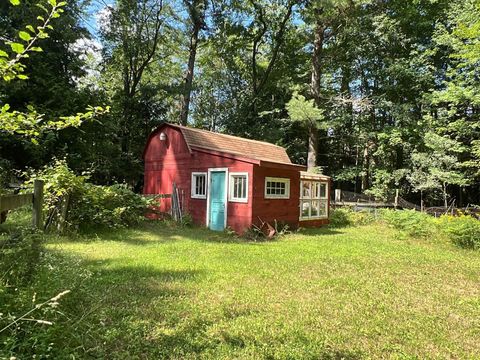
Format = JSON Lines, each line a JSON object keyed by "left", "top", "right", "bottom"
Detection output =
{"left": 229, "top": 198, "right": 248, "bottom": 203}
{"left": 191, "top": 195, "right": 207, "bottom": 200}
{"left": 299, "top": 216, "right": 328, "bottom": 221}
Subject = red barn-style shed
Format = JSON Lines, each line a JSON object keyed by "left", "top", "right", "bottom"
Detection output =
{"left": 143, "top": 123, "right": 330, "bottom": 234}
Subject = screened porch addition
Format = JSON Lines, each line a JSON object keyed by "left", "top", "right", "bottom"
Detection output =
{"left": 299, "top": 172, "right": 329, "bottom": 221}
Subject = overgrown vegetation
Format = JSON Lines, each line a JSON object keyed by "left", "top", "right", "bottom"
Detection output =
{"left": 330, "top": 208, "right": 480, "bottom": 250}
{"left": 1, "top": 210, "right": 480, "bottom": 358}
{"left": 437, "top": 215, "right": 480, "bottom": 250}
{"left": 26, "top": 160, "right": 152, "bottom": 231}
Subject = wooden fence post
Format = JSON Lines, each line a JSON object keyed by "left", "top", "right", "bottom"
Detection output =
{"left": 32, "top": 179, "right": 44, "bottom": 230}
{"left": 394, "top": 189, "right": 399, "bottom": 209}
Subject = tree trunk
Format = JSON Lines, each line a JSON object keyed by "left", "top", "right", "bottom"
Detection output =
{"left": 361, "top": 142, "right": 370, "bottom": 192}
{"left": 308, "top": 9, "right": 325, "bottom": 172}
{"left": 420, "top": 190, "right": 424, "bottom": 212}
{"left": 311, "top": 13, "right": 324, "bottom": 107}
{"left": 180, "top": 3, "right": 204, "bottom": 126}
{"left": 308, "top": 125, "right": 318, "bottom": 171}
{"left": 443, "top": 182, "right": 448, "bottom": 208}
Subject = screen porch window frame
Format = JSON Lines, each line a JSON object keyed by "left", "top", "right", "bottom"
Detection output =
{"left": 229, "top": 172, "right": 248, "bottom": 203}
{"left": 264, "top": 177, "right": 290, "bottom": 199}
{"left": 300, "top": 180, "right": 328, "bottom": 220}
{"left": 191, "top": 172, "right": 207, "bottom": 199}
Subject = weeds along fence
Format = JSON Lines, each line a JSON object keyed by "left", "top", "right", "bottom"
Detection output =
{"left": 332, "top": 189, "right": 479, "bottom": 218}
{"left": 0, "top": 180, "right": 44, "bottom": 229}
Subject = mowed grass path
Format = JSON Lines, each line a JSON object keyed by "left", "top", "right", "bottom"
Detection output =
{"left": 44, "top": 223, "right": 479, "bottom": 359}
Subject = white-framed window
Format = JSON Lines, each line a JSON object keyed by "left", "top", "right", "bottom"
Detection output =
{"left": 229, "top": 172, "right": 248, "bottom": 203}
{"left": 265, "top": 177, "right": 290, "bottom": 199}
{"left": 191, "top": 172, "right": 207, "bottom": 199}
{"left": 300, "top": 180, "right": 328, "bottom": 219}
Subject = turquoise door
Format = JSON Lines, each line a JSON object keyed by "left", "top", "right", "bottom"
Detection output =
{"left": 209, "top": 171, "right": 226, "bottom": 231}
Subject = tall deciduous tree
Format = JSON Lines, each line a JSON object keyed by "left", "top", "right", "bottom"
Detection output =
{"left": 179, "top": 0, "right": 207, "bottom": 125}
{"left": 102, "top": 0, "right": 165, "bottom": 153}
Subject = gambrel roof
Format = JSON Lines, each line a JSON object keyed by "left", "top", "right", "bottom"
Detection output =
{"left": 167, "top": 123, "right": 293, "bottom": 165}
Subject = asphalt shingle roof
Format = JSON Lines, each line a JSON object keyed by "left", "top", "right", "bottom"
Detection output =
{"left": 170, "top": 123, "right": 292, "bottom": 165}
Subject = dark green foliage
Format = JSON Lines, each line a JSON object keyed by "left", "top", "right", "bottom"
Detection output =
{"left": 74, "top": 183, "right": 151, "bottom": 229}
{"left": 329, "top": 208, "right": 352, "bottom": 228}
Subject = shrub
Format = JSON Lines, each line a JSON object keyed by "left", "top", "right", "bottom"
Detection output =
{"left": 379, "top": 209, "right": 433, "bottom": 238}
{"left": 73, "top": 183, "right": 151, "bottom": 229}
{"left": 329, "top": 208, "right": 375, "bottom": 228}
{"left": 329, "top": 208, "right": 352, "bottom": 227}
{"left": 26, "top": 160, "right": 152, "bottom": 231}
{"left": 437, "top": 215, "right": 480, "bottom": 250}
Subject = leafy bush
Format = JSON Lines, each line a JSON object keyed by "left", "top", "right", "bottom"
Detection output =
{"left": 329, "top": 208, "right": 352, "bottom": 227}
{"left": 26, "top": 160, "right": 151, "bottom": 231}
{"left": 437, "top": 215, "right": 480, "bottom": 250}
{"left": 329, "top": 208, "right": 375, "bottom": 228}
{"left": 379, "top": 209, "right": 433, "bottom": 238}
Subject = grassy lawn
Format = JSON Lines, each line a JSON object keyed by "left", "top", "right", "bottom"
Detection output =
{"left": 2, "top": 218, "right": 480, "bottom": 359}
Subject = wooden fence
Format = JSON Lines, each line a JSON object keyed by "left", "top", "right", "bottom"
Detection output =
{"left": 0, "top": 180, "right": 44, "bottom": 229}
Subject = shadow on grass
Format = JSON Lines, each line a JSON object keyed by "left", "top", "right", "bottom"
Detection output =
{"left": 297, "top": 226, "right": 345, "bottom": 237}
{"left": 69, "top": 221, "right": 256, "bottom": 246}
{"left": 76, "top": 221, "right": 347, "bottom": 247}
{"left": 11, "top": 238, "right": 365, "bottom": 358}
{"left": 36, "top": 250, "right": 210, "bottom": 357}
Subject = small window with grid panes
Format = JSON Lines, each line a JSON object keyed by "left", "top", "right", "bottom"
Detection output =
{"left": 264, "top": 177, "right": 290, "bottom": 199}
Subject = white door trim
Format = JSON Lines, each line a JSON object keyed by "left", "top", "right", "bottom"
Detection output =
{"left": 206, "top": 167, "right": 229, "bottom": 230}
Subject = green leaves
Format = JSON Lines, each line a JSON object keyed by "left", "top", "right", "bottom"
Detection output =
{"left": 9, "top": 42, "right": 25, "bottom": 54}
{"left": 19, "top": 31, "right": 32, "bottom": 42}
{"left": 286, "top": 91, "right": 325, "bottom": 128}
{"left": 10, "top": 0, "right": 21, "bottom": 5}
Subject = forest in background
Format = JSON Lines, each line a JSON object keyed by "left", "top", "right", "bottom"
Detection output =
{"left": 1, "top": 0, "right": 479, "bottom": 206}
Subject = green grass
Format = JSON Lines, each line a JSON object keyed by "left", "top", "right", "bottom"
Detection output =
{"left": 2, "top": 215, "right": 480, "bottom": 359}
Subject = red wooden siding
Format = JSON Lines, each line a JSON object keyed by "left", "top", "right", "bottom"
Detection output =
{"left": 143, "top": 124, "right": 330, "bottom": 234}
{"left": 144, "top": 126, "right": 254, "bottom": 233}
{"left": 251, "top": 164, "right": 301, "bottom": 230}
